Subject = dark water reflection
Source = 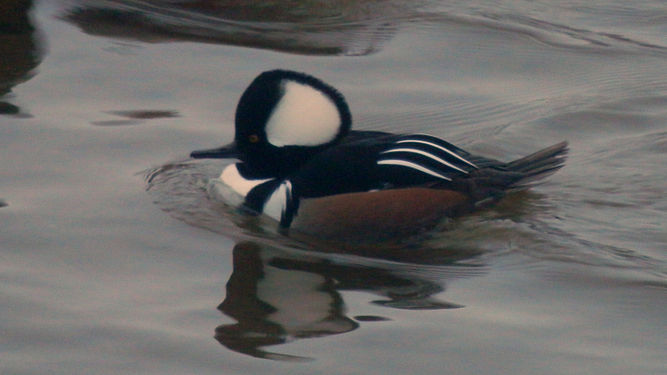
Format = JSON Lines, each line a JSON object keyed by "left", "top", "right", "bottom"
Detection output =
{"left": 92, "top": 109, "right": 180, "bottom": 126}
{"left": 0, "top": 0, "right": 43, "bottom": 115}
{"left": 62, "top": 0, "right": 413, "bottom": 56}
{"left": 60, "top": 0, "right": 667, "bottom": 58}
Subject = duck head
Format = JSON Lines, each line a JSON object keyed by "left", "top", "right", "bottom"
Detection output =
{"left": 191, "top": 70, "right": 352, "bottom": 178}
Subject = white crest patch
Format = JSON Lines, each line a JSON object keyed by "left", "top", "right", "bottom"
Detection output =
{"left": 265, "top": 80, "right": 341, "bottom": 147}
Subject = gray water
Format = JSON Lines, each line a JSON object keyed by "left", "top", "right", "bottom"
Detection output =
{"left": 1, "top": 1, "right": 666, "bottom": 374}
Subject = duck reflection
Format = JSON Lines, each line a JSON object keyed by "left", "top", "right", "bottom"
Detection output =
{"left": 144, "top": 161, "right": 489, "bottom": 360}
{"left": 216, "top": 241, "right": 483, "bottom": 361}
{"left": 0, "top": 0, "right": 43, "bottom": 115}
{"left": 61, "top": 0, "right": 422, "bottom": 55}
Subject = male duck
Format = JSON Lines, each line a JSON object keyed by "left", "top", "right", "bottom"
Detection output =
{"left": 191, "top": 70, "right": 568, "bottom": 242}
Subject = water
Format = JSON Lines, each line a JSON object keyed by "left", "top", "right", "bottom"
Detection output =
{"left": 2, "top": 1, "right": 665, "bottom": 374}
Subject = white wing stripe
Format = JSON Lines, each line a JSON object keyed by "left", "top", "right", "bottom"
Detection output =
{"left": 396, "top": 139, "right": 478, "bottom": 168}
{"left": 381, "top": 148, "right": 468, "bottom": 174}
{"left": 377, "top": 159, "right": 452, "bottom": 181}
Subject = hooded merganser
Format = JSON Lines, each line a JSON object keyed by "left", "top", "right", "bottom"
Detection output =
{"left": 191, "top": 70, "right": 568, "bottom": 242}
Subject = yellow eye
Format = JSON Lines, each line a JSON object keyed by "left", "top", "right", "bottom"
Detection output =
{"left": 248, "top": 134, "right": 260, "bottom": 143}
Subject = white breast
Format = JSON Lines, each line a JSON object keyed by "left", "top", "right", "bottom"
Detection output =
{"left": 209, "top": 164, "right": 272, "bottom": 207}
{"left": 213, "top": 163, "right": 289, "bottom": 223}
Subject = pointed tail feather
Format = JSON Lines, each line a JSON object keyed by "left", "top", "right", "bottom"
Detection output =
{"left": 506, "top": 141, "right": 568, "bottom": 188}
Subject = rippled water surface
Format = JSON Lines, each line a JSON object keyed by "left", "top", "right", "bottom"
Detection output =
{"left": 2, "top": 1, "right": 665, "bottom": 374}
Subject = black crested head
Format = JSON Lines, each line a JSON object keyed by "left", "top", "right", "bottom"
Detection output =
{"left": 232, "top": 69, "right": 353, "bottom": 177}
